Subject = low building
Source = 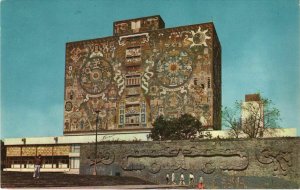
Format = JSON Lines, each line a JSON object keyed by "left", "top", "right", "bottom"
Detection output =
{"left": 3, "top": 130, "right": 149, "bottom": 173}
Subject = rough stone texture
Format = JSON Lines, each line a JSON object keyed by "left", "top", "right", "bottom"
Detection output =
{"left": 80, "top": 137, "right": 300, "bottom": 189}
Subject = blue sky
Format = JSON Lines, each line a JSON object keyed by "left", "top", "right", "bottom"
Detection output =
{"left": 1, "top": 0, "right": 299, "bottom": 138}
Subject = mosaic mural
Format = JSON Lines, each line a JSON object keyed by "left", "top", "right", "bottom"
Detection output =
{"left": 6, "top": 146, "right": 71, "bottom": 157}
{"left": 53, "top": 146, "right": 71, "bottom": 156}
{"left": 6, "top": 147, "right": 21, "bottom": 157}
{"left": 22, "top": 146, "right": 36, "bottom": 156}
{"left": 64, "top": 16, "right": 221, "bottom": 134}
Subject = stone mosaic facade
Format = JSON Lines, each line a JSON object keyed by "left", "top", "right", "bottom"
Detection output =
{"left": 64, "top": 15, "right": 221, "bottom": 134}
{"left": 80, "top": 138, "right": 300, "bottom": 188}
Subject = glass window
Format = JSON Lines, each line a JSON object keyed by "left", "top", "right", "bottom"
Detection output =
{"left": 71, "top": 145, "right": 80, "bottom": 153}
{"left": 120, "top": 115, "right": 124, "bottom": 124}
{"left": 141, "top": 114, "right": 145, "bottom": 123}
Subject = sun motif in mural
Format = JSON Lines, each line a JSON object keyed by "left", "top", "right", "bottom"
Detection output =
{"left": 188, "top": 27, "right": 211, "bottom": 47}
{"left": 156, "top": 54, "right": 193, "bottom": 88}
{"left": 168, "top": 62, "right": 179, "bottom": 73}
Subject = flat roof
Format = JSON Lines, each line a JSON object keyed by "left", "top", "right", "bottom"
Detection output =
{"left": 3, "top": 130, "right": 151, "bottom": 145}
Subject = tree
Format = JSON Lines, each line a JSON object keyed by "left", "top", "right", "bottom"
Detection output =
{"left": 149, "top": 114, "right": 203, "bottom": 141}
{"left": 242, "top": 98, "right": 280, "bottom": 138}
{"left": 222, "top": 105, "right": 243, "bottom": 138}
{"left": 222, "top": 97, "right": 281, "bottom": 138}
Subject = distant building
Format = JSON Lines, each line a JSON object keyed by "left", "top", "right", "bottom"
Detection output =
{"left": 241, "top": 94, "right": 264, "bottom": 136}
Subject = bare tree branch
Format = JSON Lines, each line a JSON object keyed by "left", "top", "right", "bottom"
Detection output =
{"left": 222, "top": 97, "right": 281, "bottom": 138}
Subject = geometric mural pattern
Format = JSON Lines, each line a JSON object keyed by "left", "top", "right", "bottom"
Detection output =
{"left": 7, "top": 147, "right": 21, "bottom": 157}
{"left": 64, "top": 16, "right": 221, "bottom": 134}
{"left": 6, "top": 146, "right": 71, "bottom": 157}
{"left": 22, "top": 146, "right": 36, "bottom": 156}
{"left": 53, "top": 146, "right": 71, "bottom": 156}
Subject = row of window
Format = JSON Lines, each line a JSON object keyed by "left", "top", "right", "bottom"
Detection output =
{"left": 5, "top": 156, "right": 70, "bottom": 168}
{"left": 126, "top": 77, "right": 141, "bottom": 86}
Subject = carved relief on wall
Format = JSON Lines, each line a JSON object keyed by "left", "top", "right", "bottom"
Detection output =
{"left": 87, "top": 149, "right": 115, "bottom": 166}
{"left": 256, "top": 148, "right": 292, "bottom": 176}
{"left": 80, "top": 139, "right": 300, "bottom": 188}
{"left": 118, "top": 146, "right": 249, "bottom": 174}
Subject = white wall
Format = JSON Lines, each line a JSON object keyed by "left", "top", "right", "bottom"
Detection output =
{"left": 204, "top": 128, "right": 297, "bottom": 138}
{"left": 3, "top": 130, "right": 151, "bottom": 145}
{"left": 3, "top": 128, "right": 297, "bottom": 146}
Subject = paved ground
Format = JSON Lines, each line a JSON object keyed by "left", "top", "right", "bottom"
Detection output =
{"left": 1, "top": 171, "right": 187, "bottom": 189}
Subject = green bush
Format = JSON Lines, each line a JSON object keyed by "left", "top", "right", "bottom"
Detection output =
{"left": 149, "top": 114, "right": 203, "bottom": 140}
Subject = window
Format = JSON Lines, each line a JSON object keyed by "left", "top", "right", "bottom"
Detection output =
{"left": 131, "top": 20, "right": 141, "bottom": 31}
{"left": 141, "top": 114, "right": 145, "bottom": 123}
{"left": 120, "top": 115, "right": 124, "bottom": 124}
{"left": 140, "top": 102, "right": 146, "bottom": 125}
{"left": 207, "top": 77, "right": 211, "bottom": 88}
{"left": 125, "top": 46, "right": 141, "bottom": 66}
{"left": 70, "top": 157, "right": 80, "bottom": 169}
{"left": 119, "top": 103, "right": 125, "bottom": 126}
{"left": 71, "top": 145, "right": 80, "bottom": 153}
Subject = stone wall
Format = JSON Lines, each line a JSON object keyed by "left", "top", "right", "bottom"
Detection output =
{"left": 80, "top": 137, "right": 300, "bottom": 188}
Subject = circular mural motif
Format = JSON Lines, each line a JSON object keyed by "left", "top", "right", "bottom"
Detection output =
{"left": 149, "top": 162, "right": 161, "bottom": 174}
{"left": 193, "top": 32, "right": 206, "bottom": 44}
{"left": 79, "top": 57, "right": 113, "bottom": 95}
{"left": 188, "top": 26, "right": 211, "bottom": 47}
{"left": 156, "top": 49, "right": 193, "bottom": 88}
